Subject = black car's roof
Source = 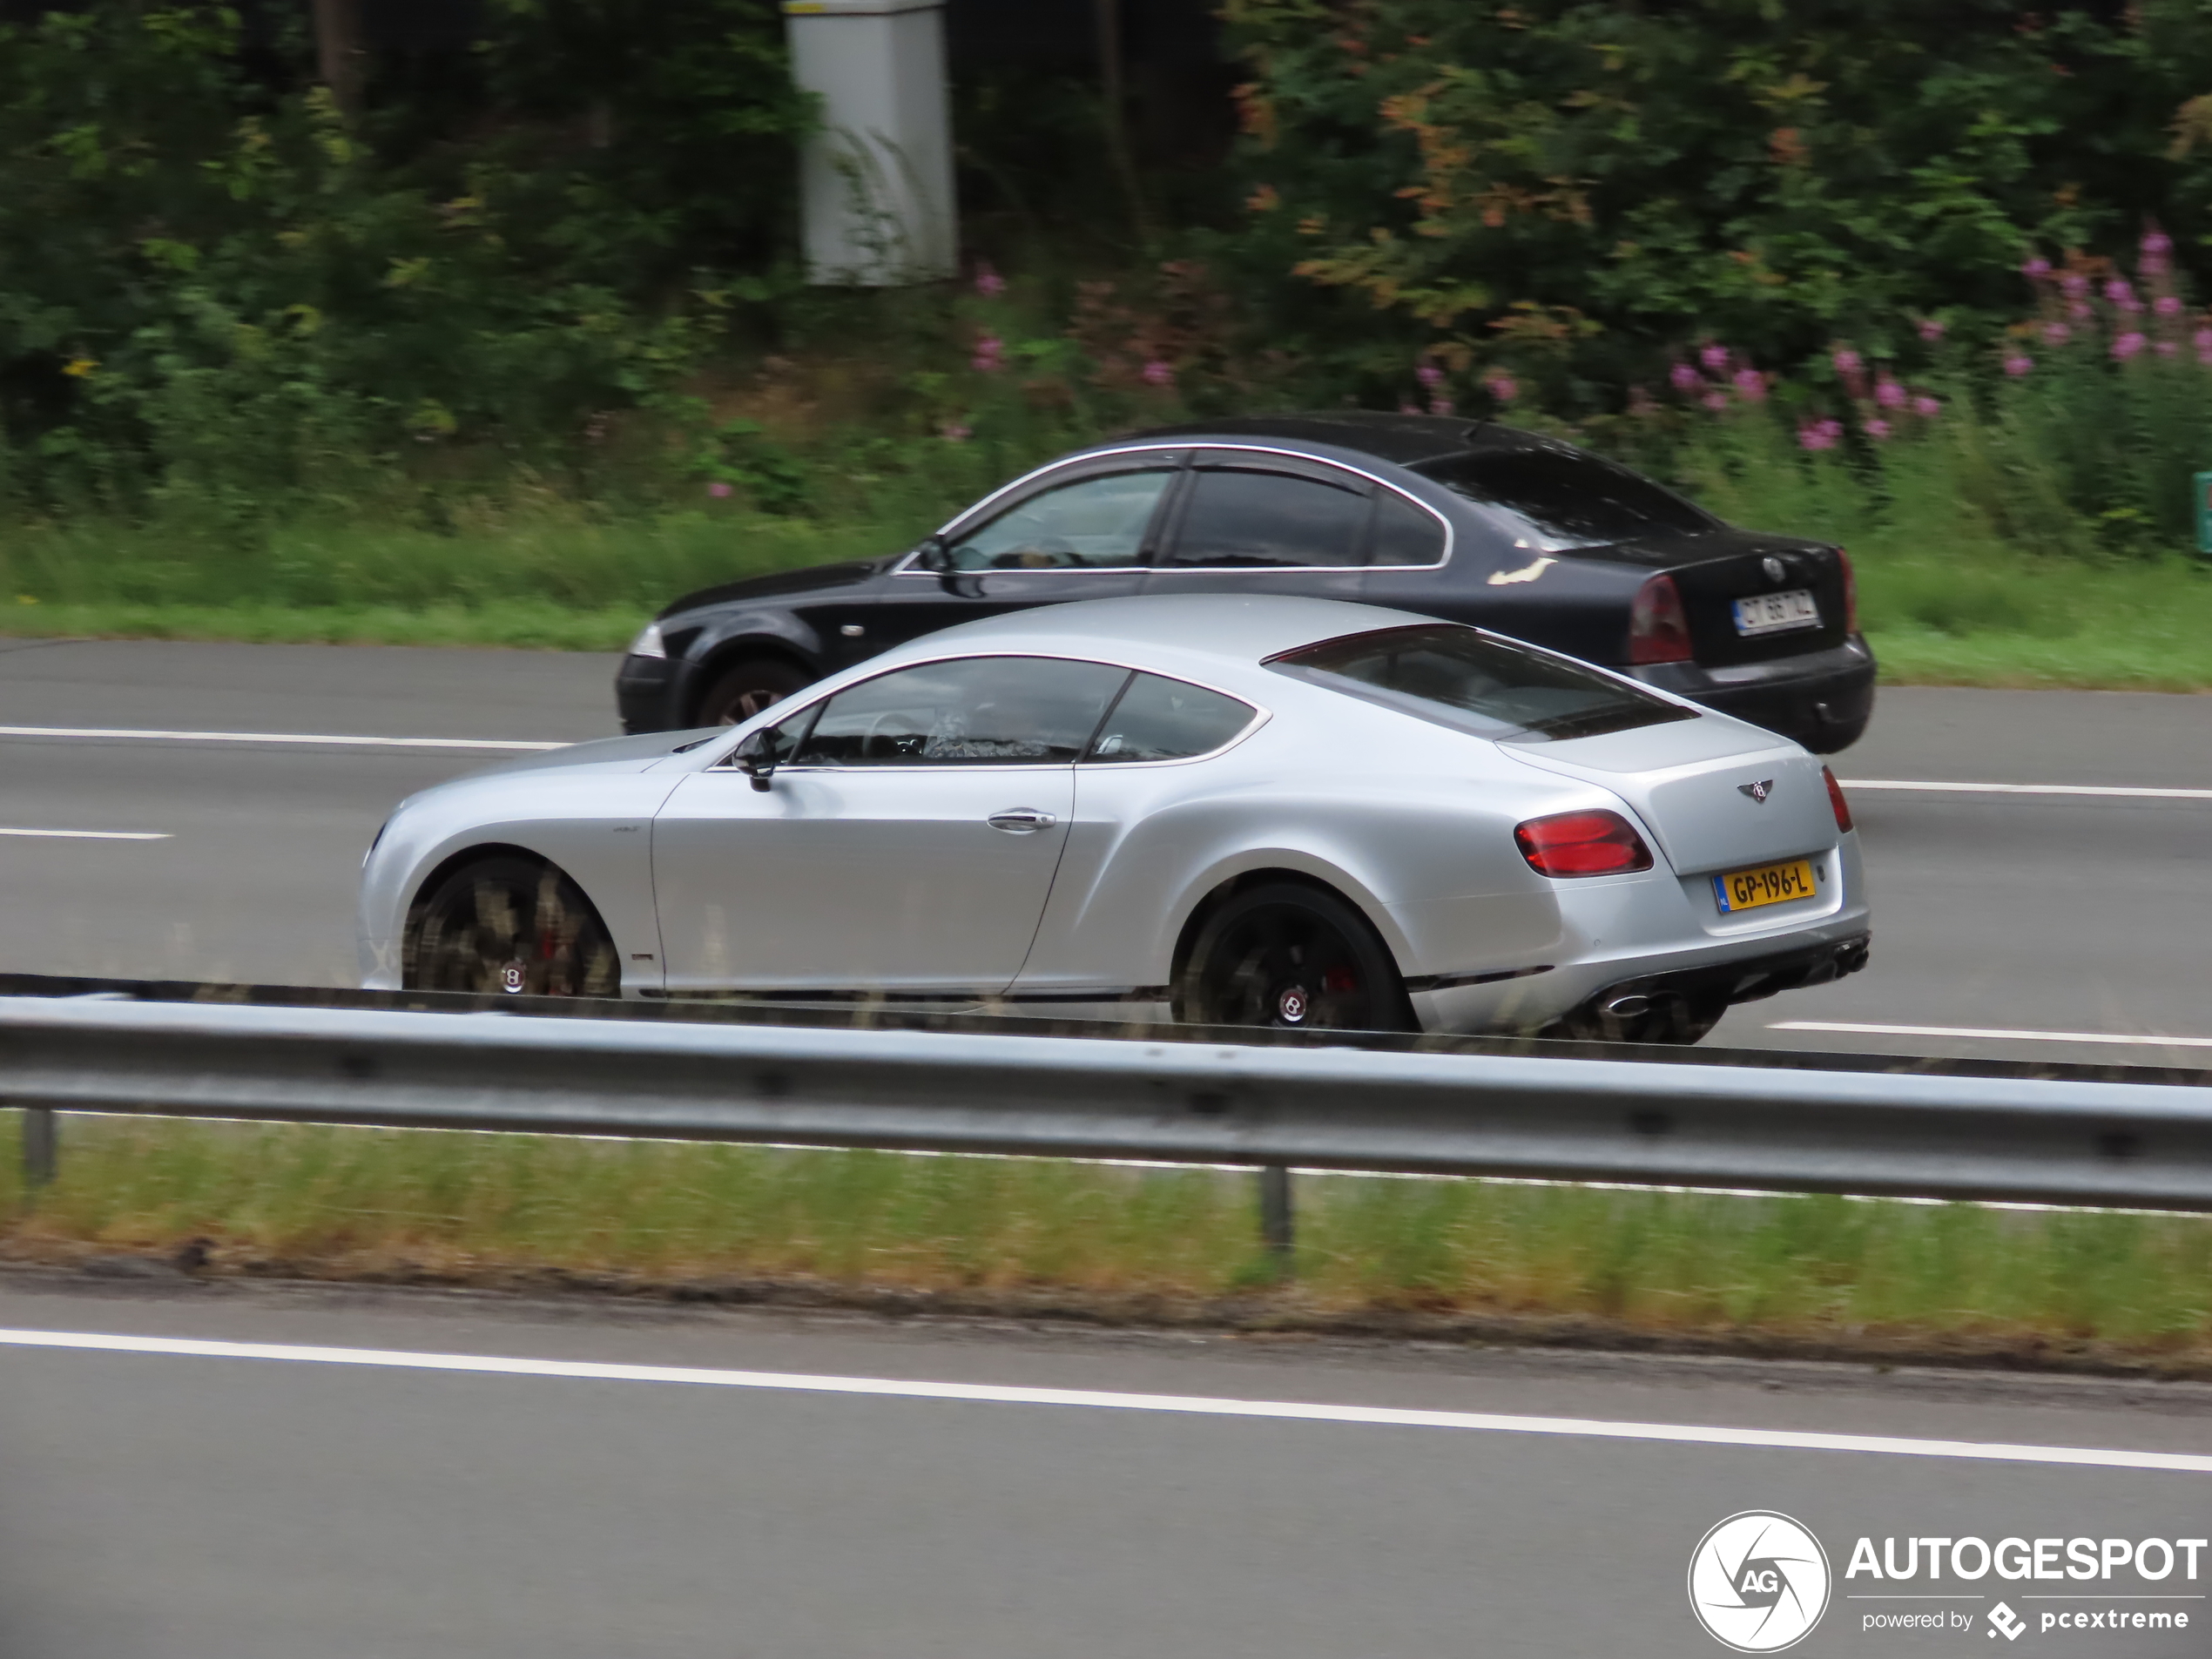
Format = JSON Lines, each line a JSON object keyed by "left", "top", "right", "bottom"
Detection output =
{"left": 1129, "top": 412, "right": 1548, "bottom": 467}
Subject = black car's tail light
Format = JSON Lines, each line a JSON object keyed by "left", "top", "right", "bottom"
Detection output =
{"left": 1823, "top": 765, "right": 1855, "bottom": 833}
{"left": 1514, "top": 809, "right": 1656, "bottom": 877}
{"left": 1627, "top": 573, "right": 1693, "bottom": 664}
{"left": 1837, "top": 546, "right": 1859, "bottom": 634}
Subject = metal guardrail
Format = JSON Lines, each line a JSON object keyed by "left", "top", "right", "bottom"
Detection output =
{"left": 6, "top": 989, "right": 2212, "bottom": 1261}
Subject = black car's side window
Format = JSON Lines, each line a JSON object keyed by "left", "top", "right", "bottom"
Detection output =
{"left": 944, "top": 471, "right": 1175, "bottom": 571}
{"left": 1160, "top": 467, "right": 1371, "bottom": 570}
{"left": 1084, "top": 673, "right": 1258, "bottom": 763}
{"left": 1368, "top": 489, "right": 1448, "bottom": 566}
{"left": 794, "top": 656, "right": 1132, "bottom": 766}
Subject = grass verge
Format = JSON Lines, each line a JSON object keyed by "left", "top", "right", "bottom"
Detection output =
{"left": 13, "top": 1116, "right": 2212, "bottom": 1373}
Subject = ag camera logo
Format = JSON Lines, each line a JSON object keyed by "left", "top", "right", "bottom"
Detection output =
{"left": 1689, "top": 1511, "right": 1831, "bottom": 1652}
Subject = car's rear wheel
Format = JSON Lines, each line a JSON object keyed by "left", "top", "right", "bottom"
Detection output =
{"left": 695, "top": 656, "right": 811, "bottom": 727}
{"left": 1174, "top": 881, "right": 1413, "bottom": 1033}
{"left": 403, "top": 856, "right": 618, "bottom": 997}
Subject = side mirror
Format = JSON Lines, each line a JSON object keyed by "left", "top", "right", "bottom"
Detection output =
{"left": 732, "top": 729, "right": 779, "bottom": 792}
{"left": 914, "top": 536, "right": 954, "bottom": 574}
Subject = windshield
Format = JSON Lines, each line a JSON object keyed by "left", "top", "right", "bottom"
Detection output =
{"left": 1417, "top": 447, "right": 1715, "bottom": 551}
{"left": 1266, "top": 623, "right": 1696, "bottom": 742}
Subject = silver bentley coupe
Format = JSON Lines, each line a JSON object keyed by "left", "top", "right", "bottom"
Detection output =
{"left": 360, "top": 595, "right": 1871, "bottom": 1042}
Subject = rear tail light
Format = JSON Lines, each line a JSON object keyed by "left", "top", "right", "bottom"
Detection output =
{"left": 1836, "top": 546, "right": 1859, "bottom": 634}
{"left": 1628, "top": 573, "right": 1693, "bottom": 665}
{"left": 1515, "top": 809, "right": 1655, "bottom": 877}
{"left": 1823, "top": 765, "right": 1854, "bottom": 833}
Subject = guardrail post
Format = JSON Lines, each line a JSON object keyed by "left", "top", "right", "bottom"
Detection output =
{"left": 1258, "top": 1163, "right": 1293, "bottom": 1271}
{"left": 20, "top": 1108, "right": 57, "bottom": 1195}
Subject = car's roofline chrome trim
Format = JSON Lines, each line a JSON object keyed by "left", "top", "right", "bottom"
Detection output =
{"left": 703, "top": 646, "right": 1273, "bottom": 773}
{"left": 889, "top": 442, "right": 1453, "bottom": 577}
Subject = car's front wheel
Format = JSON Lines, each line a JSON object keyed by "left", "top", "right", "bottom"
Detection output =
{"left": 1174, "top": 881, "right": 1413, "bottom": 1033}
{"left": 403, "top": 856, "right": 618, "bottom": 997}
{"left": 695, "top": 656, "right": 811, "bottom": 727}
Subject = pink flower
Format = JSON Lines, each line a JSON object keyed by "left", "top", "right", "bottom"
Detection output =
{"left": 1140, "top": 358, "right": 1176, "bottom": 388}
{"left": 2157, "top": 340, "right": 2180, "bottom": 357}
{"left": 1912, "top": 395, "right": 1941, "bottom": 419}
{"left": 1731, "top": 368, "right": 1766, "bottom": 401}
{"left": 1831, "top": 347, "right": 1862, "bottom": 374}
{"left": 2068, "top": 301, "right": 2092, "bottom": 320}
{"left": 938, "top": 421, "right": 972, "bottom": 442}
{"left": 2061, "top": 272, "right": 2089, "bottom": 299}
{"left": 1415, "top": 363, "right": 1445, "bottom": 389}
{"left": 2022, "top": 255, "right": 2052, "bottom": 279}
{"left": 1669, "top": 361, "right": 1702, "bottom": 392}
{"left": 2113, "top": 331, "right": 2147, "bottom": 360}
{"left": 2003, "top": 354, "right": 2034, "bottom": 377}
{"left": 971, "top": 334, "right": 1004, "bottom": 372}
{"left": 1484, "top": 374, "right": 1519, "bottom": 403}
{"left": 1700, "top": 343, "right": 1730, "bottom": 372}
{"left": 2142, "top": 230, "right": 2174, "bottom": 257}
{"left": 1917, "top": 318, "right": 1946, "bottom": 341}
{"left": 1702, "top": 390, "right": 1730, "bottom": 411}
{"left": 1875, "top": 378, "right": 1905, "bottom": 409}
{"left": 973, "top": 263, "right": 1006, "bottom": 299}
{"left": 1865, "top": 418, "right": 1892, "bottom": 441}
{"left": 2156, "top": 294, "right": 2184, "bottom": 317}
{"left": 2104, "top": 279, "right": 2134, "bottom": 304}
{"left": 1797, "top": 419, "right": 1842, "bottom": 452}
{"left": 1428, "top": 395, "right": 1455, "bottom": 416}
{"left": 2196, "top": 327, "right": 2212, "bottom": 364}
{"left": 706, "top": 481, "right": 732, "bottom": 499}
{"left": 2044, "top": 321, "right": 2072, "bottom": 345}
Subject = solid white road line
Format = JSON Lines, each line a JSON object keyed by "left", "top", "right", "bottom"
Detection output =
{"left": 1773, "top": 1021, "right": 2212, "bottom": 1050}
{"left": 1844, "top": 779, "right": 2212, "bottom": 801}
{"left": 0, "top": 827, "right": 169, "bottom": 840}
{"left": 1, "top": 1326, "right": 2208, "bottom": 1474}
{"left": 0, "top": 725, "right": 565, "bottom": 752}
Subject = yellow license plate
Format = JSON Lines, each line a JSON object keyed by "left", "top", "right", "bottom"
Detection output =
{"left": 1713, "top": 858, "right": 1819, "bottom": 914}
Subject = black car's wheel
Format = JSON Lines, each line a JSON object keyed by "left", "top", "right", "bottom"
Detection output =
{"left": 403, "top": 856, "right": 618, "bottom": 997}
{"left": 1174, "top": 881, "right": 1413, "bottom": 1033}
{"left": 695, "top": 656, "right": 811, "bottom": 727}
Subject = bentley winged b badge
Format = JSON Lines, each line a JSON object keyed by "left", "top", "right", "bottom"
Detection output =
{"left": 1738, "top": 779, "right": 1775, "bottom": 803}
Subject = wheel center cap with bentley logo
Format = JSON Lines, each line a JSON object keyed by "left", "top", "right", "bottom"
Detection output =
{"left": 1738, "top": 779, "right": 1775, "bottom": 803}
{"left": 1276, "top": 986, "right": 1310, "bottom": 1023}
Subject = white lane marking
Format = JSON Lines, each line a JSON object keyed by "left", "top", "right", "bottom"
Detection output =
{"left": 0, "top": 827, "right": 170, "bottom": 840}
{"left": 1773, "top": 1021, "right": 2212, "bottom": 1050}
{"left": 1, "top": 1326, "right": 2208, "bottom": 1474}
{"left": 1844, "top": 779, "right": 2212, "bottom": 801}
{"left": 0, "top": 725, "right": 565, "bottom": 752}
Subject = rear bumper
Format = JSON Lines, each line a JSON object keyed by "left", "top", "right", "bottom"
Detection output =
{"left": 1632, "top": 637, "right": 1876, "bottom": 753}
{"left": 1568, "top": 931, "right": 1869, "bottom": 1026}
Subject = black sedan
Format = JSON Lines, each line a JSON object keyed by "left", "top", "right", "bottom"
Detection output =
{"left": 614, "top": 413, "right": 1875, "bottom": 751}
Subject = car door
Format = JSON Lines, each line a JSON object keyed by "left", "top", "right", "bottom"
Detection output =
{"left": 1142, "top": 448, "right": 1373, "bottom": 601}
{"left": 651, "top": 654, "right": 1132, "bottom": 995}
{"left": 863, "top": 453, "right": 1184, "bottom": 651}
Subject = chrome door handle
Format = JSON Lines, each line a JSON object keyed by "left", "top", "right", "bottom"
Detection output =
{"left": 987, "top": 808, "right": 1056, "bottom": 833}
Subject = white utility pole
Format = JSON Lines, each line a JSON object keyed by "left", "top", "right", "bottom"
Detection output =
{"left": 781, "top": 0, "right": 958, "bottom": 285}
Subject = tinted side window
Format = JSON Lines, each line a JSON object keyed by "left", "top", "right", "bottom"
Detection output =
{"left": 1416, "top": 448, "right": 1714, "bottom": 550}
{"left": 1163, "top": 468, "right": 1370, "bottom": 569}
{"left": 798, "top": 657, "right": 1130, "bottom": 765}
{"left": 1085, "top": 673, "right": 1257, "bottom": 763}
{"left": 947, "top": 470, "right": 1174, "bottom": 570}
{"left": 1369, "top": 491, "right": 1447, "bottom": 566}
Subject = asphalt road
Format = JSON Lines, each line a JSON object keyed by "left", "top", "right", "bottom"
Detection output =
{"left": 1, "top": 1276, "right": 2209, "bottom": 1659}
{"left": 0, "top": 637, "right": 2207, "bottom": 1064}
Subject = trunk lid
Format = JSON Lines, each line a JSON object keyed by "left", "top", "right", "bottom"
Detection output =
{"left": 1505, "top": 716, "right": 1833, "bottom": 875}
{"left": 1620, "top": 529, "right": 1851, "bottom": 667}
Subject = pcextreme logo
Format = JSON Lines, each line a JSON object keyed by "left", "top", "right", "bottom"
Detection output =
{"left": 1689, "top": 1511, "right": 1833, "bottom": 1653}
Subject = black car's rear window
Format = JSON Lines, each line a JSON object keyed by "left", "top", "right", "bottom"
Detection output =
{"left": 1417, "top": 447, "right": 1714, "bottom": 550}
{"left": 1266, "top": 624, "right": 1696, "bottom": 743}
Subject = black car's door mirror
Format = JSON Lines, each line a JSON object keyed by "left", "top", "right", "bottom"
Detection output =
{"left": 913, "top": 536, "right": 954, "bottom": 574}
{"left": 732, "top": 729, "right": 779, "bottom": 792}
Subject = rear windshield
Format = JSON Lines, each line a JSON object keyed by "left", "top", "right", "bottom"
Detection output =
{"left": 1266, "top": 624, "right": 1696, "bottom": 743}
{"left": 1416, "top": 447, "right": 1714, "bottom": 551}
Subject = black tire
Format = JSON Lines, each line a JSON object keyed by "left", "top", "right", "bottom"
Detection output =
{"left": 694, "top": 656, "right": 812, "bottom": 727}
{"left": 403, "top": 856, "right": 619, "bottom": 997}
{"left": 1174, "top": 881, "right": 1413, "bottom": 1034}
